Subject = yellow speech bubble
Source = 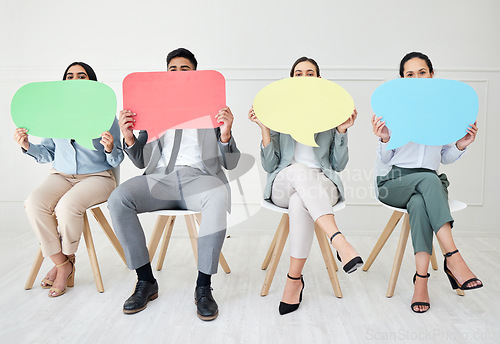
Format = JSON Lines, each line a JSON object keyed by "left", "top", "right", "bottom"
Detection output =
{"left": 253, "top": 77, "right": 354, "bottom": 147}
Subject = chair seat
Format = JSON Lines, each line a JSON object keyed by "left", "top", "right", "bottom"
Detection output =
{"left": 376, "top": 198, "right": 466, "bottom": 214}
{"left": 260, "top": 200, "right": 346, "bottom": 214}
{"left": 88, "top": 202, "right": 106, "bottom": 210}
{"left": 147, "top": 209, "right": 200, "bottom": 216}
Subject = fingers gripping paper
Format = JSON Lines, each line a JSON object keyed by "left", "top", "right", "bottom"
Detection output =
{"left": 371, "top": 78, "right": 478, "bottom": 149}
{"left": 252, "top": 77, "right": 354, "bottom": 147}
{"left": 10, "top": 80, "right": 117, "bottom": 150}
{"left": 122, "top": 70, "right": 225, "bottom": 143}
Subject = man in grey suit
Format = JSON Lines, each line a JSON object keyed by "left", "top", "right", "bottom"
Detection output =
{"left": 108, "top": 48, "right": 240, "bottom": 320}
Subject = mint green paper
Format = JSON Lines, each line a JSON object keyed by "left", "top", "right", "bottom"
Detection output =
{"left": 11, "top": 80, "right": 117, "bottom": 150}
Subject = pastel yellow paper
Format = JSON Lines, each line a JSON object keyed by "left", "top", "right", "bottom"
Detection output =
{"left": 253, "top": 77, "right": 354, "bottom": 147}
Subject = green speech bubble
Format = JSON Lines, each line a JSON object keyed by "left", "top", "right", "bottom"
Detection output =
{"left": 11, "top": 80, "right": 117, "bottom": 150}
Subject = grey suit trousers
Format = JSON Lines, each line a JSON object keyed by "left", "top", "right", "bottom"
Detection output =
{"left": 108, "top": 166, "right": 228, "bottom": 274}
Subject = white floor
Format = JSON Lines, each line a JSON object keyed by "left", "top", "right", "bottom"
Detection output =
{"left": 1, "top": 205, "right": 499, "bottom": 344}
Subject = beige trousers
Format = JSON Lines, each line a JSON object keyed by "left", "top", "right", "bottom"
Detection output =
{"left": 25, "top": 168, "right": 116, "bottom": 257}
{"left": 271, "top": 164, "right": 340, "bottom": 259}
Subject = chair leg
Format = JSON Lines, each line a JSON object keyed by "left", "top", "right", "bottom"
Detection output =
{"left": 155, "top": 216, "right": 176, "bottom": 271}
{"left": 261, "top": 214, "right": 289, "bottom": 296}
{"left": 386, "top": 213, "right": 411, "bottom": 298}
{"left": 315, "top": 225, "right": 342, "bottom": 298}
{"left": 218, "top": 252, "right": 231, "bottom": 274}
{"left": 90, "top": 207, "right": 126, "bottom": 265}
{"left": 363, "top": 211, "right": 404, "bottom": 271}
{"left": 82, "top": 214, "right": 104, "bottom": 293}
{"left": 437, "top": 239, "right": 465, "bottom": 296}
{"left": 148, "top": 215, "right": 171, "bottom": 262}
{"left": 25, "top": 248, "right": 44, "bottom": 290}
{"left": 261, "top": 225, "right": 280, "bottom": 270}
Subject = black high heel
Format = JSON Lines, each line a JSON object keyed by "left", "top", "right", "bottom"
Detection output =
{"left": 279, "top": 274, "right": 305, "bottom": 315}
{"left": 411, "top": 272, "right": 430, "bottom": 313}
{"left": 410, "top": 272, "right": 431, "bottom": 313}
{"left": 330, "top": 231, "right": 364, "bottom": 274}
{"left": 443, "top": 250, "right": 483, "bottom": 290}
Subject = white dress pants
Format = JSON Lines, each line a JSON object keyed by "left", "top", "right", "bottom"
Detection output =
{"left": 271, "top": 164, "right": 340, "bottom": 259}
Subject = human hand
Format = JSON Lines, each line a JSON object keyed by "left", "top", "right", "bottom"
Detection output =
{"left": 14, "top": 128, "right": 30, "bottom": 150}
{"left": 371, "top": 114, "right": 391, "bottom": 143}
{"left": 337, "top": 108, "right": 358, "bottom": 133}
{"left": 100, "top": 131, "right": 114, "bottom": 153}
{"left": 248, "top": 106, "right": 269, "bottom": 132}
{"left": 216, "top": 107, "right": 234, "bottom": 143}
{"left": 119, "top": 110, "right": 136, "bottom": 146}
{"left": 456, "top": 121, "right": 478, "bottom": 150}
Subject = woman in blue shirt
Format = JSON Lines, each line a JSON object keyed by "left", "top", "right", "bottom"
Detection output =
{"left": 371, "top": 52, "right": 482, "bottom": 313}
{"left": 13, "top": 62, "right": 124, "bottom": 297}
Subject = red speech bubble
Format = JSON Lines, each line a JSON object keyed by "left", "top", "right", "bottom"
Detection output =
{"left": 123, "top": 70, "right": 225, "bottom": 142}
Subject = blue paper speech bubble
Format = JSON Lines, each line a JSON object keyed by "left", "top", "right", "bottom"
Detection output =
{"left": 371, "top": 78, "right": 478, "bottom": 149}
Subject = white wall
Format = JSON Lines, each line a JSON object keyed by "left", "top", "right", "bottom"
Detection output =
{"left": 1, "top": 0, "right": 499, "bottom": 232}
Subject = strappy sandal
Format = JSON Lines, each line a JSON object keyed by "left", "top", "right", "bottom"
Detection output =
{"left": 411, "top": 272, "right": 430, "bottom": 313}
{"left": 40, "top": 277, "right": 54, "bottom": 289}
{"left": 444, "top": 250, "right": 483, "bottom": 290}
{"left": 48, "top": 258, "right": 75, "bottom": 298}
{"left": 41, "top": 255, "right": 75, "bottom": 289}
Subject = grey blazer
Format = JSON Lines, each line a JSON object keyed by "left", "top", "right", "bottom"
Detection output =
{"left": 260, "top": 129, "right": 349, "bottom": 202}
{"left": 125, "top": 128, "right": 240, "bottom": 212}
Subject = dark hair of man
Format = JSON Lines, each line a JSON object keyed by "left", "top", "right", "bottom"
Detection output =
{"left": 289, "top": 56, "right": 321, "bottom": 77}
{"left": 166, "top": 48, "right": 198, "bottom": 70}
{"left": 63, "top": 62, "right": 98, "bottom": 81}
{"left": 399, "top": 52, "right": 434, "bottom": 77}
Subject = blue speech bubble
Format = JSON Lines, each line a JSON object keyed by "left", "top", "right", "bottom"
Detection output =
{"left": 371, "top": 78, "right": 478, "bottom": 149}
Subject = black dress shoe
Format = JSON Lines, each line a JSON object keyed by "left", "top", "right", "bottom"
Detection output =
{"left": 123, "top": 280, "right": 159, "bottom": 314}
{"left": 194, "top": 286, "right": 218, "bottom": 321}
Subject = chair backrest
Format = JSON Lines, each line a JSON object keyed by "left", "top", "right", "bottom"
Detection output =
{"left": 261, "top": 200, "right": 346, "bottom": 214}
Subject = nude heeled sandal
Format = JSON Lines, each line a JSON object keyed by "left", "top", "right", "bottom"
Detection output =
{"left": 40, "top": 278, "right": 54, "bottom": 289}
{"left": 48, "top": 258, "right": 75, "bottom": 298}
{"left": 41, "top": 255, "right": 75, "bottom": 289}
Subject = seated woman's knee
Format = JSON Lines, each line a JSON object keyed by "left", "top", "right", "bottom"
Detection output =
{"left": 24, "top": 189, "right": 51, "bottom": 213}
{"left": 418, "top": 173, "right": 442, "bottom": 189}
{"left": 407, "top": 193, "right": 425, "bottom": 210}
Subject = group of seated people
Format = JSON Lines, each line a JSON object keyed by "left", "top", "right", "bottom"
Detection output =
{"left": 14, "top": 48, "right": 482, "bottom": 320}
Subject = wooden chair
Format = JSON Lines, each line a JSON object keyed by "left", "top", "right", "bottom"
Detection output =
{"left": 260, "top": 200, "right": 346, "bottom": 298}
{"left": 146, "top": 209, "right": 231, "bottom": 273}
{"left": 362, "top": 199, "right": 467, "bottom": 297}
{"left": 25, "top": 202, "right": 126, "bottom": 293}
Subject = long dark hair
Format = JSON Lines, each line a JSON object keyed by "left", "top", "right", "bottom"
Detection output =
{"left": 62, "top": 62, "right": 98, "bottom": 81}
{"left": 289, "top": 56, "right": 320, "bottom": 77}
{"left": 399, "top": 52, "right": 433, "bottom": 77}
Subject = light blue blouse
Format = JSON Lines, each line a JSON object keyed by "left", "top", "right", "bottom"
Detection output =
{"left": 24, "top": 118, "right": 124, "bottom": 174}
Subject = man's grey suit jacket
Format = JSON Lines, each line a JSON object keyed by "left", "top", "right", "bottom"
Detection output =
{"left": 125, "top": 128, "right": 240, "bottom": 212}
